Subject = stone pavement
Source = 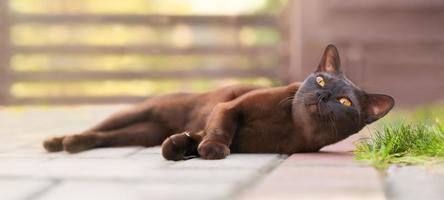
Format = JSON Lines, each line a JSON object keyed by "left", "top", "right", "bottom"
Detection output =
{"left": 0, "top": 105, "right": 284, "bottom": 200}
{"left": 239, "top": 134, "right": 385, "bottom": 200}
{"left": 385, "top": 165, "right": 444, "bottom": 200}
{"left": 1, "top": 105, "right": 443, "bottom": 200}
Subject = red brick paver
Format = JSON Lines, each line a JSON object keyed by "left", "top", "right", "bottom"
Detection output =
{"left": 239, "top": 133, "right": 385, "bottom": 200}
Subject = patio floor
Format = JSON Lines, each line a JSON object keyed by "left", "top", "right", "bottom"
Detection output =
{"left": 0, "top": 105, "right": 442, "bottom": 200}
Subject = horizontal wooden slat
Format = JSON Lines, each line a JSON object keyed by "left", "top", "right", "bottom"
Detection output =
{"left": 328, "top": 0, "right": 444, "bottom": 12}
{"left": 13, "top": 45, "right": 279, "bottom": 55}
{"left": 361, "top": 85, "right": 444, "bottom": 107}
{"left": 364, "top": 43, "right": 444, "bottom": 66}
{"left": 14, "top": 69, "right": 276, "bottom": 81}
{"left": 11, "top": 14, "right": 277, "bottom": 26}
{"left": 10, "top": 96, "right": 146, "bottom": 105}
{"left": 326, "top": 12, "right": 444, "bottom": 43}
{"left": 359, "top": 63, "right": 444, "bottom": 88}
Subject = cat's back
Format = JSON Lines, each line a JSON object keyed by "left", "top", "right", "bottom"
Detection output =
{"left": 183, "top": 84, "right": 264, "bottom": 131}
{"left": 136, "top": 84, "right": 263, "bottom": 132}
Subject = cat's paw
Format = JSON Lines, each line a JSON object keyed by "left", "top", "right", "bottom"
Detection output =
{"left": 162, "top": 133, "right": 191, "bottom": 161}
{"left": 198, "top": 140, "right": 230, "bottom": 160}
{"left": 43, "top": 136, "right": 65, "bottom": 152}
{"left": 62, "top": 134, "right": 100, "bottom": 153}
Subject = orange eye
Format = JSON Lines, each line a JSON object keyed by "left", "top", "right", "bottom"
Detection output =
{"left": 339, "top": 97, "right": 352, "bottom": 107}
{"left": 316, "top": 76, "right": 325, "bottom": 87}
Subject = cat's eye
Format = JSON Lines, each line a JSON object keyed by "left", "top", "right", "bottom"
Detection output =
{"left": 316, "top": 76, "right": 325, "bottom": 87}
{"left": 339, "top": 97, "right": 352, "bottom": 107}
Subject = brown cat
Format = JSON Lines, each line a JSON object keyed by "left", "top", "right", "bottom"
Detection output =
{"left": 43, "top": 44, "right": 394, "bottom": 160}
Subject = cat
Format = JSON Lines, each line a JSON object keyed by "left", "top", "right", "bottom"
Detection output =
{"left": 43, "top": 44, "right": 395, "bottom": 160}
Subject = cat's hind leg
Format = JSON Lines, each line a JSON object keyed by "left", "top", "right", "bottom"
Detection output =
{"left": 43, "top": 136, "right": 65, "bottom": 152}
{"left": 43, "top": 102, "right": 159, "bottom": 153}
{"left": 44, "top": 122, "right": 169, "bottom": 153}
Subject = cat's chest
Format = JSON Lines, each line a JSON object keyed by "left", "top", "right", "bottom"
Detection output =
{"left": 231, "top": 112, "right": 302, "bottom": 153}
{"left": 242, "top": 114, "right": 295, "bottom": 135}
{"left": 243, "top": 100, "right": 294, "bottom": 130}
{"left": 302, "top": 128, "right": 344, "bottom": 151}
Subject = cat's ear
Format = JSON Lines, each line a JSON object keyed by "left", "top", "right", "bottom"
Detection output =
{"left": 317, "top": 44, "right": 341, "bottom": 74}
{"left": 363, "top": 94, "right": 395, "bottom": 124}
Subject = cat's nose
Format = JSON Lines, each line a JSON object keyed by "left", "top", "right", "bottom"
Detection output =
{"left": 316, "top": 90, "right": 332, "bottom": 101}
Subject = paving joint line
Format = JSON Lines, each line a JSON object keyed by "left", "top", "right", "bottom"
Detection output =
{"left": 230, "top": 154, "right": 288, "bottom": 200}
{"left": 24, "top": 179, "right": 61, "bottom": 200}
{"left": 123, "top": 147, "right": 146, "bottom": 157}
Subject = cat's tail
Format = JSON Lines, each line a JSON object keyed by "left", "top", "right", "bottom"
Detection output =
{"left": 161, "top": 131, "right": 203, "bottom": 161}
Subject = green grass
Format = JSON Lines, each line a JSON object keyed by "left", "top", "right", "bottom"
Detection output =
{"left": 354, "top": 103, "right": 444, "bottom": 169}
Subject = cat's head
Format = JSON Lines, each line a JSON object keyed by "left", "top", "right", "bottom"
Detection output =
{"left": 293, "top": 44, "right": 394, "bottom": 142}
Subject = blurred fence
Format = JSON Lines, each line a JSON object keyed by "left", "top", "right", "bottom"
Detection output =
{"left": 2, "top": 0, "right": 442, "bottom": 107}
{"left": 287, "top": 0, "right": 444, "bottom": 106}
{"left": 0, "top": 1, "right": 285, "bottom": 105}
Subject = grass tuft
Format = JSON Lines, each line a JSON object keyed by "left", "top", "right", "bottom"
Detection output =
{"left": 354, "top": 120, "right": 444, "bottom": 169}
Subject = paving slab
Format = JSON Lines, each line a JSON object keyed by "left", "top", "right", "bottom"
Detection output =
{"left": 7, "top": 105, "right": 443, "bottom": 200}
{"left": 170, "top": 154, "right": 280, "bottom": 170}
{"left": 0, "top": 179, "right": 55, "bottom": 200}
{"left": 385, "top": 165, "right": 444, "bottom": 200}
{"left": 0, "top": 106, "right": 284, "bottom": 200}
{"left": 238, "top": 134, "right": 385, "bottom": 200}
{"left": 69, "top": 147, "right": 143, "bottom": 158}
{"left": 37, "top": 180, "right": 236, "bottom": 200}
{"left": 129, "top": 146, "right": 162, "bottom": 155}
{"left": 0, "top": 158, "right": 50, "bottom": 178}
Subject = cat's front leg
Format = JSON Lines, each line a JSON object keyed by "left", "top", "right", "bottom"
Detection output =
{"left": 198, "top": 102, "right": 240, "bottom": 160}
{"left": 198, "top": 137, "right": 231, "bottom": 160}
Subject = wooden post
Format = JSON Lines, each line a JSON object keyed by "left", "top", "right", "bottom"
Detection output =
{"left": 0, "top": 0, "right": 11, "bottom": 105}
{"left": 287, "top": 0, "right": 343, "bottom": 82}
{"left": 286, "top": 0, "right": 324, "bottom": 81}
{"left": 286, "top": 0, "right": 304, "bottom": 82}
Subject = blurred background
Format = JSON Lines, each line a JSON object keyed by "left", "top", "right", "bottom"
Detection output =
{"left": 0, "top": 0, "right": 443, "bottom": 107}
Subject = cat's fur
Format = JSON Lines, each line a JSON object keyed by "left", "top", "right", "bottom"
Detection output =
{"left": 43, "top": 44, "right": 395, "bottom": 160}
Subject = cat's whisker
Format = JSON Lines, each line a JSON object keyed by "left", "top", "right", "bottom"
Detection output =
{"left": 316, "top": 100, "right": 322, "bottom": 118}
{"left": 279, "top": 88, "right": 296, "bottom": 102}
{"left": 317, "top": 102, "right": 339, "bottom": 140}
{"left": 297, "top": 91, "right": 317, "bottom": 95}
{"left": 330, "top": 114, "right": 338, "bottom": 139}
{"left": 278, "top": 96, "right": 294, "bottom": 106}
{"left": 295, "top": 91, "right": 316, "bottom": 98}
{"left": 327, "top": 106, "right": 339, "bottom": 140}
